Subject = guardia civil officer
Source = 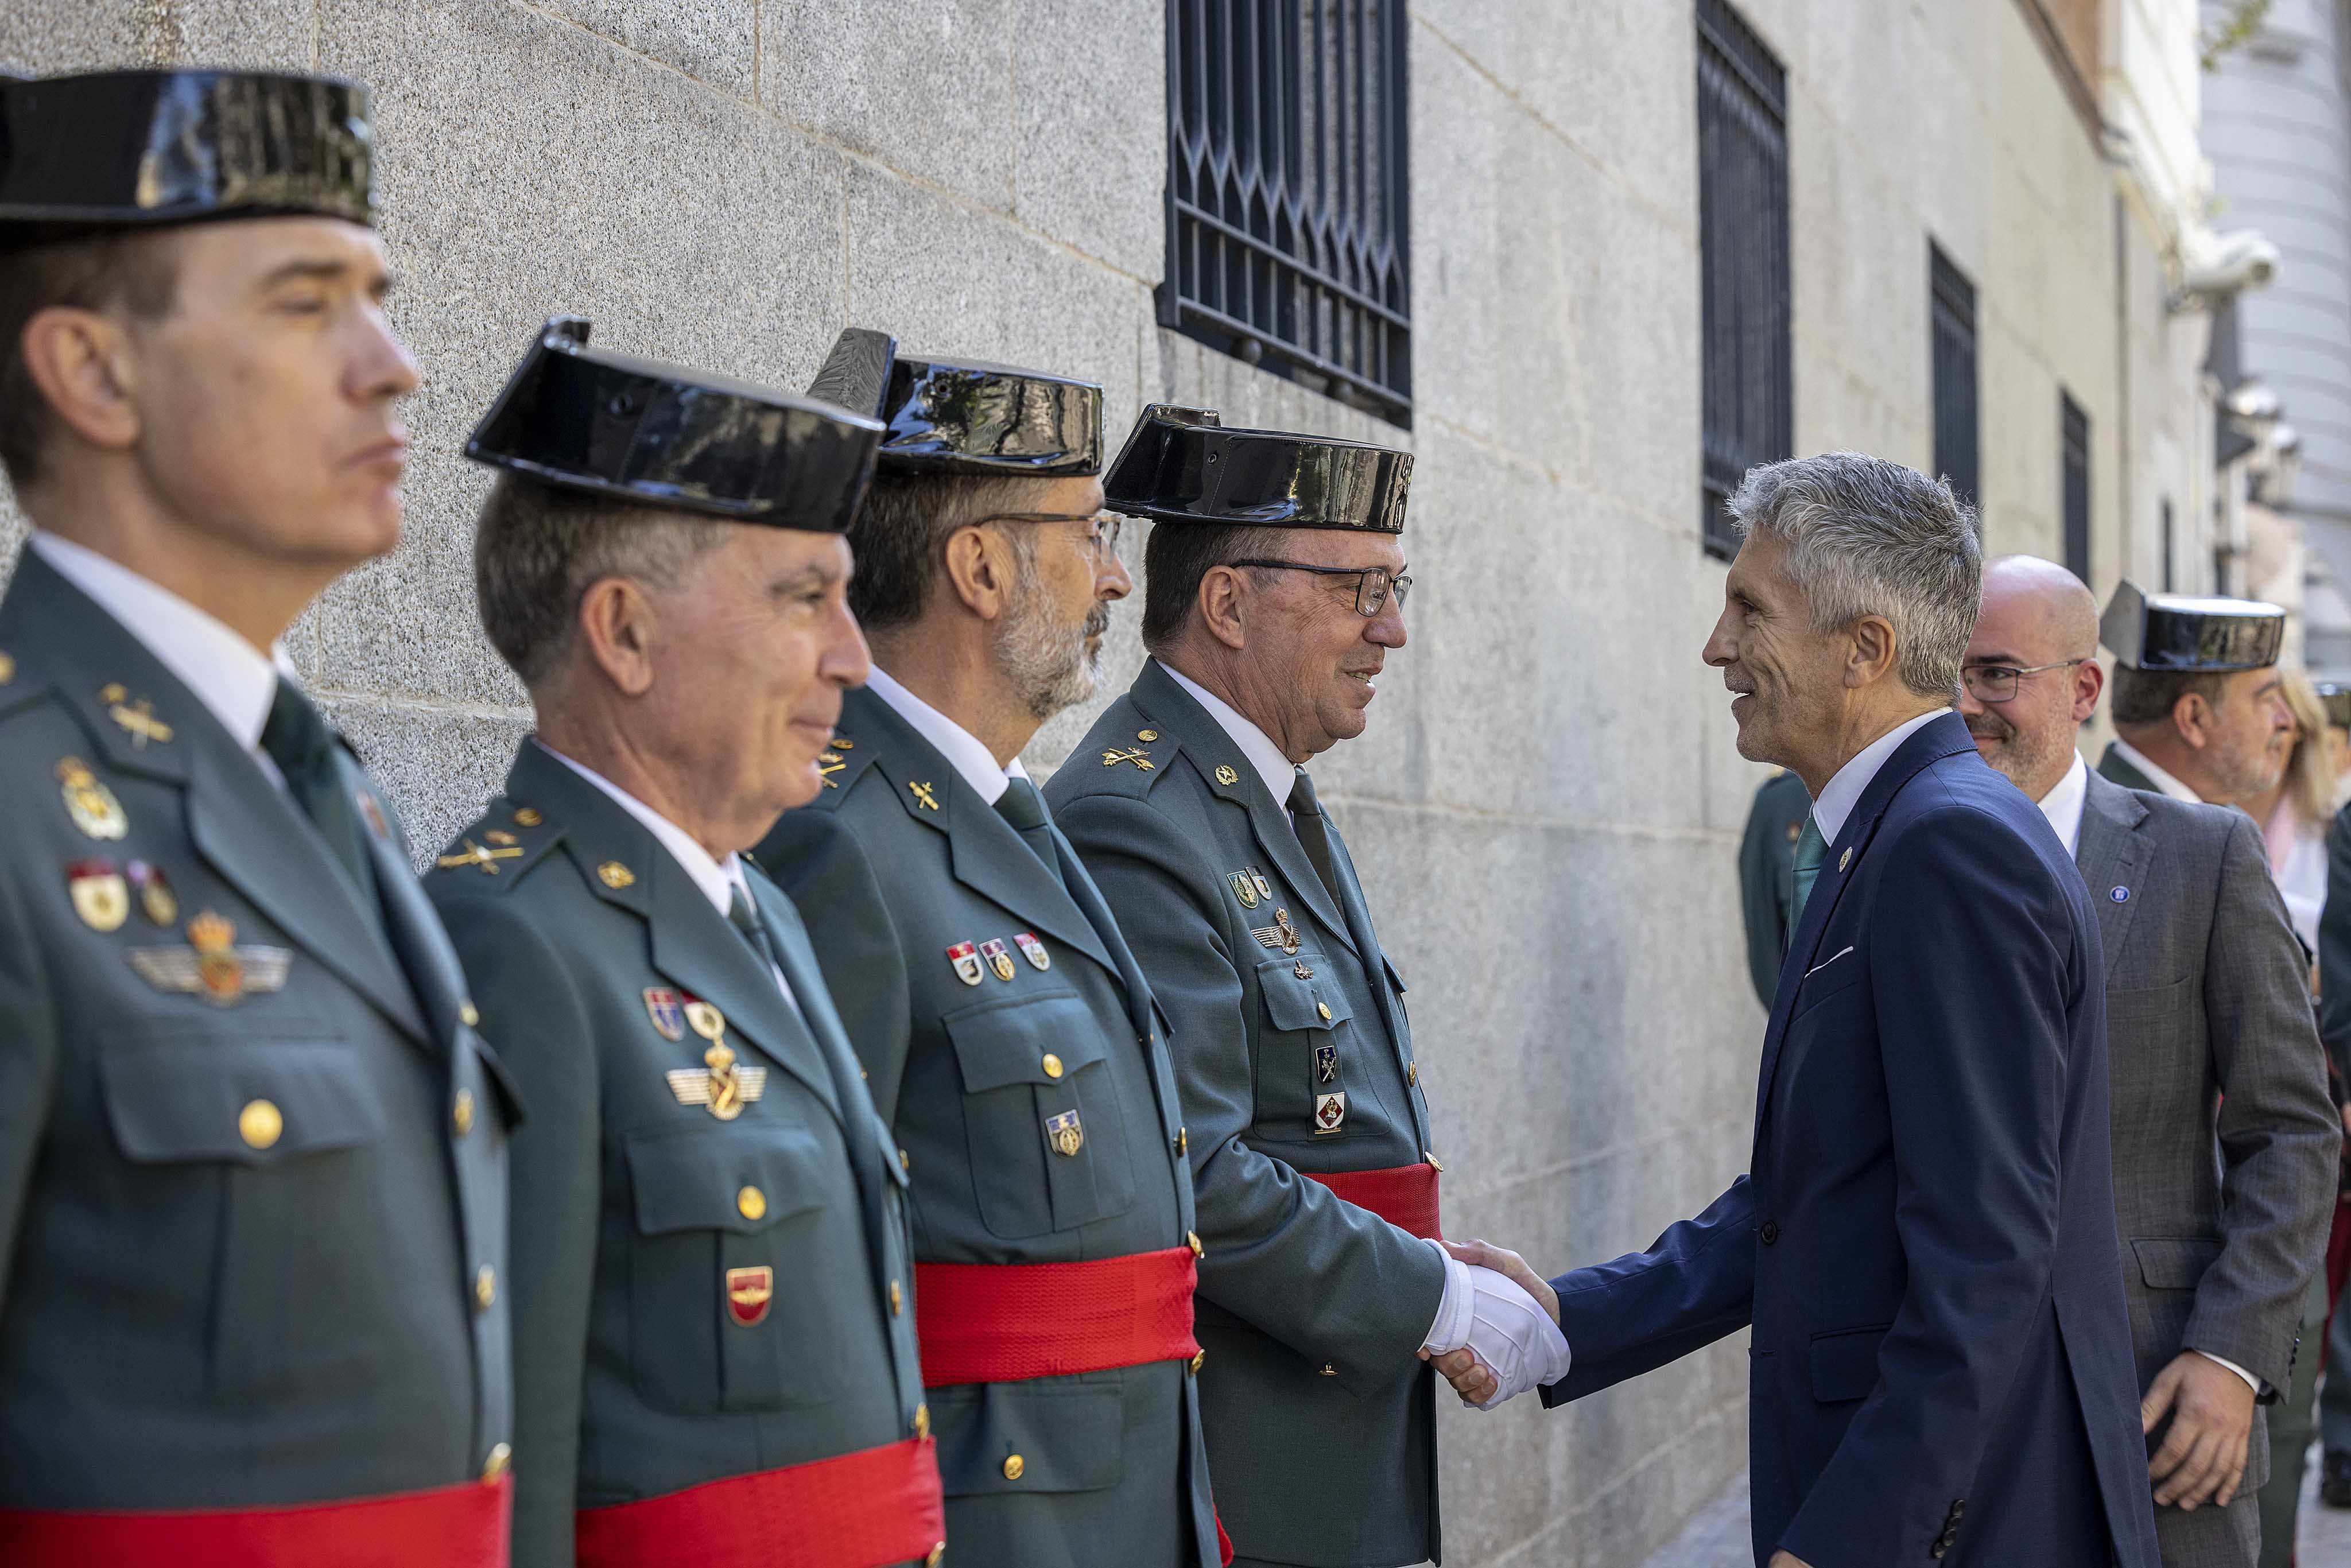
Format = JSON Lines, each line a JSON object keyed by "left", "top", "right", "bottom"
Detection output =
{"left": 431, "top": 320, "right": 942, "bottom": 1568}
{"left": 1045, "top": 405, "right": 1566, "bottom": 1568}
{"left": 0, "top": 71, "right": 514, "bottom": 1561}
{"left": 1735, "top": 768, "right": 1811, "bottom": 1007}
{"left": 2095, "top": 583, "right": 2296, "bottom": 811}
{"left": 755, "top": 332, "right": 1219, "bottom": 1568}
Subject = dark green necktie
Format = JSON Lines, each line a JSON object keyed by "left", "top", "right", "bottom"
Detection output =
{"left": 1288, "top": 769, "right": 1344, "bottom": 906}
{"left": 994, "top": 777, "right": 1067, "bottom": 892}
{"left": 728, "top": 884, "right": 783, "bottom": 975}
{"left": 1787, "top": 814, "right": 1826, "bottom": 946}
{"left": 259, "top": 678, "right": 377, "bottom": 909}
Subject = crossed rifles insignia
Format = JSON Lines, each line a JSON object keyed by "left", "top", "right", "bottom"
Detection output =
{"left": 1100, "top": 747, "right": 1154, "bottom": 771}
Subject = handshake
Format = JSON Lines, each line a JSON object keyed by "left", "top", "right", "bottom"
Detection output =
{"left": 1417, "top": 1240, "right": 1570, "bottom": 1409}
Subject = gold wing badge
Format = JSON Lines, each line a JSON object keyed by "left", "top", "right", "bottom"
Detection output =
{"left": 1250, "top": 909, "right": 1302, "bottom": 956}
{"left": 664, "top": 998, "right": 767, "bottom": 1119}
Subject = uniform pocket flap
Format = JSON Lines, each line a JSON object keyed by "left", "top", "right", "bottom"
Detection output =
{"left": 99, "top": 1023, "right": 379, "bottom": 1165}
{"left": 2132, "top": 1236, "right": 2224, "bottom": 1291}
{"left": 934, "top": 1380, "right": 1124, "bottom": 1497}
{"left": 1808, "top": 1322, "right": 1891, "bottom": 1403}
{"left": 626, "top": 1126, "right": 830, "bottom": 1236}
{"left": 1256, "top": 959, "right": 1353, "bottom": 1032}
{"left": 945, "top": 989, "right": 1106, "bottom": 1093}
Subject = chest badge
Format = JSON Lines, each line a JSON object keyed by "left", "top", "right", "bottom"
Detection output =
{"left": 127, "top": 910, "right": 292, "bottom": 1006}
{"left": 665, "top": 998, "right": 767, "bottom": 1119}
{"left": 726, "top": 1266, "right": 774, "bottom": 1327}
{"left": 980, "top": 938, "right": 1017, "bottom": 982}
{"left": 57, "top": 757, "right": 127, "bottom": 840}
{"left": 1250, "top": 868, "right": 1274, "bottom": 902}
{"left": 1228, "top": 871, "right": 1260, "bottom": 910}
{"left": 68, "top": 860, "right": 128, "bottom": 932}
{"left": 643, "top": 986, "right": 686, "bottom": 1041}
{"left": 1251, "top": 909, "right": 1302, "bottom": 956}
{"left": 947, "top": 942, "right": 986, "bottom": 986}
{"left": 1045, "top": 1109, "right": 1085, "bottom": 1158}
{"left": 1015, "top": 932, "right": 1050, "bottom": 971}
{"left": 1313, "top": 1091, "right": 1347, "bottom": 1134}
{"left": 1314, "top": 1042, "right": 1339, "bottom": 1085}
{"left": 127, "top": 860, "right": 176, "bottom": 926}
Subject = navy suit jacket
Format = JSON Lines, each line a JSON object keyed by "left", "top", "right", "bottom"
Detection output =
{"left": 1541, "top": 714, "right": 2159, "bottom": 1568}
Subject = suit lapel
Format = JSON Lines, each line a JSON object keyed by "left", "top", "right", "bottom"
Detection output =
{"left": 2074, "top": 770, "right": 2151, "bottom": 982}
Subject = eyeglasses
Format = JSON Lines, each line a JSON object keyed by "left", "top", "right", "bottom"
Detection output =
{"left": 1228, "top": 559, "right": 1414, "bottom": 618}
{"left": 973, "top": 509, "right": 1127, "bottom": 562}
{"left": 1960, "top": 658, "right": 2088, "bottom": 703}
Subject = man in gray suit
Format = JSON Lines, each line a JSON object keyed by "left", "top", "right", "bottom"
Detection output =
{"left": 0, "top": 70, "right": 514, "bottom": 1559}
{"left": 431, "top": 320, "right": 943, "bottom": 1568}
{"left": 1960, "top": 556, "right": 2339, "bottom": 1566}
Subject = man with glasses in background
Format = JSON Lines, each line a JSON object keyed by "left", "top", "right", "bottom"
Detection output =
{"left": 757, "top": 335, "right": 1220, "bottom": 1568}
{"left": 1960, "top": 558, "right": 2337, "bottom": 1567}
{"left": 1048, "top": 405, "right": 1565, "bottom": 1568}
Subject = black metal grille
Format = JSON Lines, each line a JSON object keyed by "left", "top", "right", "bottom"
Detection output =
{"left": 2062, "top": 392, "right": 2090, "bottom": 584}
{"left": 1929, "top": 244, "right": 1978, "bottom": 510}
{"left": 1162, "top": 1, "right": 1412, "bottom": 426}
{"left": 1697, "top": 0, "right": 1792, "bottom": 558}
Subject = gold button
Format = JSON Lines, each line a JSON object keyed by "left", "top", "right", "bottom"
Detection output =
{"left": 1138, "top": 729, "right": 1159, "bottom": 742}
{"left": 597, "top": 860, "right": 635, "bottom": 888}
{"left": 512, "top": 807, "right": 542, "bottom": 826}
{"left": 238, "top": 1099, "right": 282, "bottom": 1150}
{"left": 1406, "top": 1062, "right": 1418, "bottom": 1086}
{"left": 1002, "top": 1454, "right": 1025, "bottom": 1481}
{"left": 480, "top": 1442, "right": 511, "bottom": 1483}
{"left": 1174, "top": 1127, "right": 1188, "bottom": 1155}
{"left": 1186, "top": 1231, "right": 1203, "bottom": 1258}
{"left": 453, "top": 1088, "right": 476, "bottom": 1136}
{"left": 899, "top": 1147, "right": 911, "bottom": 1173}
{"left": 1316, "top": 1002, "right": 1332, "bottom": 1020}
{"left": 890, "top": 1279, "right": 904, "bottom": 1315}
{"left": 738, "top": 1186, "right": 767, "bottom": 1221}
{"left": 1041, "top": 1053, "right": 1063, "bottom": 1080}
{"left": 1189, "top": 1349, "right": 1206, "bottom": 1375}
{"left": 914, "top": 1402, "right": 931, "bottom": 1438}
{"left": 1319, "top": 1363, "right": 1337, "bottom": 1376}
{"left": 475, "top": 1265, "right": 497, "bottom": 1310}
{"left": 459, "top": 1001, "right": 479, "bottom": 1028}
{"left": 926, "top": 1545, "right": 946, "bottom": 1568}
{"left": 1424, "top": 1151, "right": 1444, "bottom": 1173}
{"left": 0, "top": 651, "right": 14, "bottom": 685}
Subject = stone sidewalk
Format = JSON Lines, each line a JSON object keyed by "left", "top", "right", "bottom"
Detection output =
{"left": 1634, "top": 1461, "right": 2351, "bottom": 1567}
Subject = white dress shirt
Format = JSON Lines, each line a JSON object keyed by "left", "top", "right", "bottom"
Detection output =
{"left": 31, "top": 531, "right": 296, "bottom": 789}
{"left": 2034, "top": 753, "right": 2090, "bottom": 857}
{"left": 1158, "top": 658, "right": 1297, "bottom": 808}
{"left": 2107, "top": 738, "right": 2202, "bottom": 806}
{"left": 536, "top": 740, "right": 803, "bottom": 1020}
{"left": 864, "top": 666, "right": 1030, "bottom": 804}
{"left": 1807, "top": 709, "right": 1947, "bottom": 845}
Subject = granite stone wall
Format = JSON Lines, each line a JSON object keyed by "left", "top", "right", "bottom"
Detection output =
{"left": 0, "top": 2, "right": 2200, "bottom": 1562}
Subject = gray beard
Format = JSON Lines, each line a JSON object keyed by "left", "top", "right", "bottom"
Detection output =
{"left": 996, "top": 564, "right": 1107, "bottom": 722}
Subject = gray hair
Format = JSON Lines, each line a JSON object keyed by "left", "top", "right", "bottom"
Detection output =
{"left": 1728, "top": 452, "right": 1981, "bottom": 699}
{"left": 473, "top": 473, "right": 728, "bottom": 693}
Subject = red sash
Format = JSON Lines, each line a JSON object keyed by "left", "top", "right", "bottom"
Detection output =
{"left": 0, "top": 1475, "right": 510, "bottom": 1567}
{"left": 1305, "top": 1162, "right": 1442, "bottom": 1240}
{"left": 915, "top": 1244, "right": 1200, "bottom": 1386}
{"left": 574, "top": 1436, "right": 944, "bottom": 1568}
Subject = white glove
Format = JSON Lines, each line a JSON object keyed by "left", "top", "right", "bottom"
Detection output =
{"left": 1419, "top": 1240, "right": 1570, "bottom": 1410}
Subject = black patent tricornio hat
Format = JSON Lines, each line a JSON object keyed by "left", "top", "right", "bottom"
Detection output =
{"left": 806, "top": 327, "right": 1102, "bottom": 477}
{"left": 1104, "top": 404, "right": 1411, "bottom": 533}
{"left": 0, "top": 69, "right": 375, "bottom": 250}
{"left": 2314, "top": 682, "right": 2351, "bottom": 731}
{"left": 2098, "top": 580, "right": 2286, "bottom": 673}
{"left": 464, "top": 317, "right": 884, "bottom": 531}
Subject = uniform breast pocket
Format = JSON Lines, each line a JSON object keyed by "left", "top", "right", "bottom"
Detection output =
{"left": 1252, "top": 956, "right": 1375, "bottom": 1142}
{"left": 624, "top": 1123, "right": 860, "bottom": 1415}
{"left": 99, "top": 1023, "right": 391, "bottom": 1394}
{"left": 945, "top": 989, "right": 1136, "bottom": 1240}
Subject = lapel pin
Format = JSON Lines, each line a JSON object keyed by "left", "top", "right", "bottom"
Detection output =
{"left": 67, "top": 859, "right": 127, "bottom": 932}
{"left": 909, "top": 781, "right": 940, "bottom": 811}
{"left": 643, "top": 986, "right": 685, "bottom": 1040}
{"left": 57, "top": 757, "right": 127, "bottom": 840}
{"left": 1837, "top": 847, "right": 1852, "bottom": 872}
{"left": 1015, "top": 932, "right": 1050, "bottom": 971}
{"left": 2110, "top": 886, "right": 2129, "bottom": 902}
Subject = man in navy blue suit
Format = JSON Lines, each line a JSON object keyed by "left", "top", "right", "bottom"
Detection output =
{"left": 1442, "top": 453, "right": 2160, "bottom": 1568}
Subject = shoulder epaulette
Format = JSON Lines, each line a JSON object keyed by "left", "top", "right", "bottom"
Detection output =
{"left": 425, "top": 797, "right": 565, "bottom": 892}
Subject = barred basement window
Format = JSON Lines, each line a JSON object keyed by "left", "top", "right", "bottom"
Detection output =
{"left": 1929, "top": 243, "right": 1978, "bottom": 510}
{"left": 1698, "top": 0, "right": 1792, "bottom": 559}
{"left": 2062, "top": 392, "right": 2090, "bottom": 584}
{"left": 1162, "top": 0, "right": 1412, "bottom": 426}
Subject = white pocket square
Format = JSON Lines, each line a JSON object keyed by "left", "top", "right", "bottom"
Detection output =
{"left": 1804, "top": 945, "right": 1855, "bottom": 979}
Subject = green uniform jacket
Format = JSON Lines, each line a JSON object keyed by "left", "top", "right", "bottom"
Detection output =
{"left": 1736, "top": 770, "right": 1810, "bottom": 1010}
{"left": 757, "top": 685, "right": 1216, "bottom": 1568}
{"left": 1044, "top": 661, "right": 1448, "bottom": 1568}
{"left": 427, "top": 742, "right": 929, "bottom": 1568}
{"left": 0, "top": 548, "right": 514, "bottom": 1506}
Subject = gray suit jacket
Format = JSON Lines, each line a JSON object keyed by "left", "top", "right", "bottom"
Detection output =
{"left": 0, "top": 547, "right": 514, "bottom": 1509}
{"left": 2075, "top": 769, "right": 2338, "bottom": 1494}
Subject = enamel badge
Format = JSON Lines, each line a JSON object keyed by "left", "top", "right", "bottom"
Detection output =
{"left": 68, "top": 859, "right": 128, "bottom": 932}
{"left": 57, "top": 758, "right": 126, "bottom": 840}
{"left": 947, "top": 942, "right": 985, "bottom": 986}
{"left": 1045, "top": 1109, "right": 1084, "bottom": 1158}
{"left": 726, "top": 1266, "right": 774, "bottom": 1327}
{"left": 1314, "top": 1042, "right": 1338, "bottom": 1085}
{"left": 1228, "top": 871, "right": 1260, "bottom": 910}
{"left": 127, "top": 910, "right": 292, "bottom": 1006}
{"left": 1015, "top": 932, "right": 1050, "bottom": 971}
{"left": 1313, "top": 1091, "right": 1347, "bottom": 1134}
{"left": 666, "top": 1044, "right": 766, "bottom": 1120}
{"left": 981, "top": 938, "right": 1017, "bottom": 982}
{"left": 1250, "top": 868, "right": 1274, "bottom": 902}
{"left": 127, "top": 860, "right": 176, "bottom": 926}
{"left": 643, "top": 986, "right": 685, "bottom": 1041}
